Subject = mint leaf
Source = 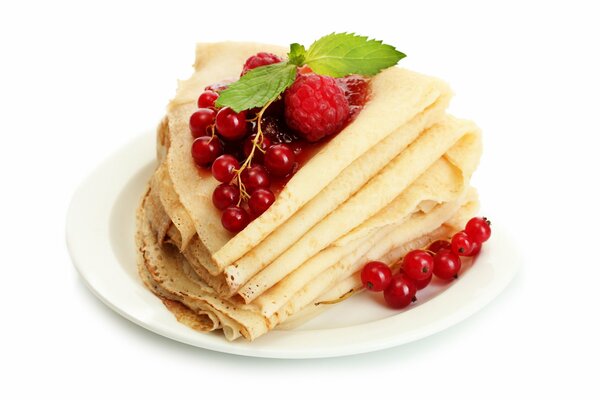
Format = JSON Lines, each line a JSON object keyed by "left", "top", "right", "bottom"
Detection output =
{"left": 215, "top": 62, "right": 297, "bottom": 112}
{"left": 304, "top": 33, "right": 406, "bottom": 78}
{"left": 288, "top": 43, "right": 306, "bottom": 66}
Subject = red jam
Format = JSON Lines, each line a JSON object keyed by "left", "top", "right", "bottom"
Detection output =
{"left": 336, "top": 75, "right": 370, "bottom": 122}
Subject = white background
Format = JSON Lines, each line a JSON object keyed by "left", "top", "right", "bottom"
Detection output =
{"left": 1, "top": 0, "right": 599, "bottom": 398}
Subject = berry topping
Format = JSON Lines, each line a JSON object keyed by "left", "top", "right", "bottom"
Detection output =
{"left": 221, "top": 206, "right": 250, "bottom": 233}
{"left": 284, "top": 74, "right": 350, "bottom": 142}
{"left": 427, "top": 239, "right": 452, "bottom": 254}
{"left": 211, "top": 154, "right": 240, "bottom": 183}
{"left": 433, "top": 250, "right": 462, "bottom": 280}
{"left": 198, "top": 90, "right": 219, "bottom": 108}
{"left": 402, "top": 250, "right": 435, "bottom": 281}
{"left": 361, "top": 261, "right": 392, "bottom": 292}
{"left": 216, "top": 107, "right": 248, "bottom": 141}
{"left": 191, "top": 137, "right": 222, "bottom": 167}
{"left": 241, "top": 52, "right": 283, "bottom": 76}
{"left": 191, "top": 34, "right": 409, "bottom": 232}
{"left": 383, "top": 274, "right": 417, "bottom": 309}
{"left": 264, "top": 143, "right": 296, "bottom": 177}
{"left": 240, "top": 165, "right": 270, "bottom": 194}
{"left": 465, "top": 217, "right": 492, "bottom": 243}
{"left": 212, "top": 184, "right": 240, "bottom": 210}
{"left": 451, "top": 231, "right": 475, "bottom": 256}
{"left": 189, "top": 108, "right": 216, "bottom": 138}
{"left": 248, "top": 188, "right": 275, "bottom": 217}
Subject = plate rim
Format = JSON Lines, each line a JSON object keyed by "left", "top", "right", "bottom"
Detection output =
{"left": 66, "top": 130, "right": 520, "bottom": 359}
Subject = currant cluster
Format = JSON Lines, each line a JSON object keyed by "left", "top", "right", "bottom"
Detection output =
{"left": 189, "top": 86, "right": 298, "bottom": 233}
{"left": 360, "top": 216, "right": 492, "bottom": 309}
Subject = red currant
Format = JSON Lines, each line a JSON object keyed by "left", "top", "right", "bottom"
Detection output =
{"left": 221, "top": 206, "right": 250, "bottom": 233}
{"left": 191, "top": 137, "right": 222, "bottom": 167}
{"left": 465, "top": 217, "right": 492, "bottom": 243}
{"left": 243, "top": 134, "right": 272, "bottom": 163}
{"left": 197, "top": 90, "right": 219, "bottom": 108}
{"left": 189, "top": 108, "right": 216, "bottom": 138}
{"left": 248, "top": 188, "right": 275, "bottom": 216}
{"left": 399, "top": 270, "right": 432, "bottom": 290}
{"left": 211, "top": 154, "right": 239, "bottom": 183}
{"left": 402, "top": 250, "right": 434, "bottom": 281}
{"left": 212, "top": 184, "right": 240, "bottom": 210}
{"left": 413, "top": 274, "right": 432, "bottom": 290}
{"left": 216, "top": 107, "right": 247, "bottom": 141}
{"left": 428, "top": 240, "right": 451, "bottom": 254}
{"left": 264, "top": 143, "right": 295, "bottom": 177}
{"left": 451, "top": 231, "right": 475, "bottom": 256}
{"left": 383, "top": 274, "right": 417, "bottom": 309}
{"left": 360, "top": 261, "right": 392, "bottom": 292}
{"left": 240, "top": 165, "right": 270, "bottom": 193}
{"left": 470, "top": 241, "right": 482, "bottom": 257}
{"left": 433, "top": 249, "right": 462, "bottom": 280}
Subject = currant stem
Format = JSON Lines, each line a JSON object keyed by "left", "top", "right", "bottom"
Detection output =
{"left": 230, "top": 98, "right": 276, "bottom": 205}
{"left": 314, "top": 289, "right": 355, "bottom": 306}
{"left": 235, "top": 174, "right": 246, "bottom": 206}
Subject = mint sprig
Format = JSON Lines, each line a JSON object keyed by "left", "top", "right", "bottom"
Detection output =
{"left": 215, "top": 62, "right": 297, "bottom": 112}
{"left": 215, "top": 33, "right": 405, "bottom": 112}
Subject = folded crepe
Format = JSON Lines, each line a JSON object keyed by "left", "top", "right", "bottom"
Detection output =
{"left": 135, "top": 41, "right": 484, "bottom": 341}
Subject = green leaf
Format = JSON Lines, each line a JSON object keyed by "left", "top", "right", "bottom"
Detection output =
{"left": 304, "top": 32, "right": 406, "bottom": 78}
{"left": 288, "top": 43, "right": 306, "bottom": 66}
{"left": 215, "top": 62, "right": 297, "bottom": 112}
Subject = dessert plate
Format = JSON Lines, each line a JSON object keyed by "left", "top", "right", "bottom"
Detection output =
{"left": 66, "top": 131, "right": 520, "bottom": 359}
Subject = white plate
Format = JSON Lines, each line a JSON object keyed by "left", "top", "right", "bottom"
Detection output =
{"left": 67, "top": 131, "right": 520, "bottom": 359}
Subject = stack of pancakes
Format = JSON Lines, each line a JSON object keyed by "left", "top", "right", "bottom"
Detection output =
{"left": 136, "top": 42, "right": 483, "bottom": 341}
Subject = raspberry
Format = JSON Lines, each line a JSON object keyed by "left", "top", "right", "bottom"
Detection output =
{"left": 241, "top": 52, "right": 282, "bottom": 76}
{"left": 284, "top": 74, "right": 350, "bottom": 142}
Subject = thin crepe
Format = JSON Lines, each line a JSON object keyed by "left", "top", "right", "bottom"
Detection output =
{"left": 162, "top": 42, "right": 452, "bottom": 276}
